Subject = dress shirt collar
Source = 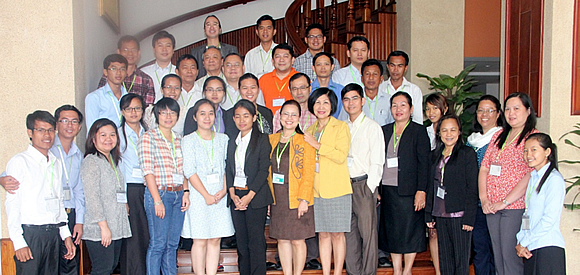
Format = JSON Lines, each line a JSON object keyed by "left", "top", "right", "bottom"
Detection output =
{"left": 52, "top": 135, "right": 80, "bottom": 158}
{"left": 27, "top": 144, "right": 57, "bottom": 164}
{"left": 531, "top": 162, "right": 551, "bottom": 180}
{"left": 236, "top": 129, "right": 253, "bottom": 146}
{"left": 386, "top": 76, "right": 410, "bottom": 92}
{"left": 260, "top": 43, "right": 276, "bottom": 54}
{"left": 154, "top": 62, "right": 174, "bottom": 73}
{"left": 348, "top": 112, "right": 366, "bottom": 125}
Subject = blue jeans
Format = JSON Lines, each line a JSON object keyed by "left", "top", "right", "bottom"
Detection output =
{"left": 144, "top": 188, "right": 185, "bottom": 275}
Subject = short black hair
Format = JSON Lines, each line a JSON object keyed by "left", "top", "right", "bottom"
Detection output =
{"left": 308, "top": 87, "right": 338, "bottom": 116}
{"left": 273, "top": 43, "right": 295, "bottom": 58}
{"left": 224, "top": 52, "right": 244, "bottom": 63}
{"left": 203, "top": 45, "right": 222, "bottom": 57}
{"left": 472, "top": 94, "right": 505, "bottom": 134}
{"left": 204, "top": 15, "right": 222, "bottom": 29}
{"left": 387, "top": 50, "right": 409, "bottom": 65}
{"left": 256, "top": 15, "right": 275, "bottom": 28}
{"left": 312, "top": 52, "right": 334, "bottom": 66}
{"left": 152, "top": 30, "right": 176, "bottom": 49}
{"left": 161, "top": 74, "right": 182, "bottom": 89}
{"left": 233, "top": 99, "right": 257, "bottom": 117}
{"left": 289, "top": 73, "right": 311, "bottom": 88}
{"left": 238, "top": 73, "right": 259, "bottom": 88}
{"left": 361, "top": 59, "right": 384, "bottom": 75}
{"left": 202, "top": 76, "right": 227, "bottom": 100}
{"left": 305, "top": 23, "right": 324, "bottom": 36}
{"left": 55, "top": 105, "right": 84, "bottom": 124}
{"left": 117, "top": 35, "right": 140, "bottom": 50}
{"left": 153, "top": 98, "right": 181, "bottom": 125}
{"left": 341, "top": 83, "right": 364, "bottom": 99}
{"left": 103, "top": 54, "right": 128, "bottom": 70}
{"left": 27, "top": 110, "right": 56, "bottom": 131}
{"left": 390, "top": 91, "right": 413, "bottom": 107}
{"left": 347, "top": 36, "right": 370, "bottom": 50}
{"left": 191, "top": 98, "right": 215, "bottom": 119}
{"left": 176, "top": 54, "right": 198, "bottom": 69}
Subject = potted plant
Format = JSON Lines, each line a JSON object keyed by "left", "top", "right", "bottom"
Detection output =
{"left": 559, "top": 123, "right": 580, "bottom": 210}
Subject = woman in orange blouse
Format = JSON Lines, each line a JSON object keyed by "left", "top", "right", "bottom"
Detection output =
{"left": 268, "top": 100, "right": 316, "bottom": 275}
{"left": 478, "top": 93, "right": 538, "bottom": 275}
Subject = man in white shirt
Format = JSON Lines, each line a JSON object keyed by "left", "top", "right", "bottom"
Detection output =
{"left": 244, "top": 15, "right": 277, "bottom": 78}
{"left": 192, "top": 46, "right": 226, "bottom": 98}
{"left": 293, "top": 23, "right": 341, "bottom": 80}
{"left": 379, "top": 50, "right": 424, "bottom": 123}
{"left": 332, "top": 36, "right": 370, "bottom": 87}
{"left": 141, "top": 30, "right": 177, "bottom": 102}
{"left": 175, "top": 54, "right": 200, "bottom": 112}
{"left": 340, "top": 84, "right": 385, "bottom": 275}
{"left": 5, "top": 110, "right": 75, "bottom": 274}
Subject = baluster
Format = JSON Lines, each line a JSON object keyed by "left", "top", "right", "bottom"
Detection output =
{"left": 304, "top": 0, "right": 312, "bottom": 32}
{"left": 347, "top": 0, "right": 355, "bottom": 32}
{"left": 317, "top": 0, "right": 324, "bottom": 25}
{"left": 363, "top": 0, "right": 371, "bottom": 21}
{"left": 330, "top": 0, "right": 338, "bottom": 41}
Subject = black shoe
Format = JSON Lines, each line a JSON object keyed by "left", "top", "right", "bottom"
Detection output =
{"left": 266, "top": 261, "right": 281, "bottom": 271}
{"left": 305, "top": 259, "right": 322, "bottom": 270}
{"left": 378, "top": 257, "right": 392, "bottom": 267}
{"left": 220, "top": 239, "right": 237, "bottom": 249}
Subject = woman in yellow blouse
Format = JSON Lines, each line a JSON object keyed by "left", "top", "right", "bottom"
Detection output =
{"left": 268, "top": 99, "right": 316, "bottom": 275}
{"left": 304, "top": 87, "right": 352, "bottom": 275}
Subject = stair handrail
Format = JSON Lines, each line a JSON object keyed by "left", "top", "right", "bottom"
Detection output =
{"left": 284, "top": 0, "right": 310, "bottom": 54}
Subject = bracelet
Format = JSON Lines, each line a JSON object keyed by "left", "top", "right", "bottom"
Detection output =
{"left": 154, "top": 201, "right": 163, "bottom": 206}
{"left": 184, "top": 189, "right": 190, "bottom": 193}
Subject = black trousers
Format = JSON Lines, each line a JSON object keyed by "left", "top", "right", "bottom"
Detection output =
{"left": 231, "top": 194, "right": 268, "bottom": 275}
{"left": 85, "top": 239, "right": 122, "bottom": 275}
{"left": 15, "top": 225, "right": 61, "bottom": 275}
{"left": 59, "top": 209, "right": 80, "bottom": 275}
{"left": 435, "top": 217, "right": 472, "bottom": 275}
{"left": 120, "top": 184, "right": 149, "bottom": 275}
{"left": 524, "top": 246, "right": 566, "bottom": 275}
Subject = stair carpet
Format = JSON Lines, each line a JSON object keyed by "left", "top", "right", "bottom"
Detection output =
{"left": 175, "top": 226, "right": 436, "bottom": 275}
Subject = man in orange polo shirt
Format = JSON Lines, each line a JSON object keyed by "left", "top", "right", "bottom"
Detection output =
{"left": 258, "top": 43, "right": 298, "bottom": 113}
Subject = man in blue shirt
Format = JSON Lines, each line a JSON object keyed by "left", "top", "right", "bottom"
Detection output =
{"left": 85, "top": 54, "right": 128, "bottom": 129}
{"left": 311, "top": 52, "right": 343, "bottom": 119}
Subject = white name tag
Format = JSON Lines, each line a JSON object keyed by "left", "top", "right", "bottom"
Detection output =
{"left": 234, "top": 176, "right": 247, "bottom": 188}
{"left": 387, "top": 157, "right": 398, "bottom": 168}
{"left": 116, "top": 191, "right": 127, "bottom": 204}
{"left": 63, "top": 187, "right": 71, "bottom": 201}
{"left": 437, "top": 186, "right": 446, "bottom": 199}
{"left": 273, "top": 173, "right": 285, "bottom": 184}
{"left": 207, "top": 173, "right": 220, "bottom": 185}
{"left": 521, "top": 212, "right": 530, "bottom": 230}
{"left": 489, "top": 164, "right": 502, "bottom": 176}
{"left": 273, "top": 97, "right": 285, "bottom": 107}
{"left": 173, "top": 173, "right": 184, "bottom": 185}
{"left": 132, "top": 168, "right": 143, "bottom": 178}
{"left": 347, "top": 157, "right": 354, "bottom": 167}
{"left": 315, "top": 162, "right": 320, "bottom": 173}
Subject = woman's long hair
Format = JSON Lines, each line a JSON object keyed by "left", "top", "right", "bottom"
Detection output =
{"left": 526, "top": 133, "right": 558, "bottom": 193}
{"left": 85, "top": 118, "right": 121, "bottom": 165}
{"left": 119, "top": 94, "right": 146, "bottom": 153}
{"left": 495, "top": 93, "right": 536, "bottom": 149}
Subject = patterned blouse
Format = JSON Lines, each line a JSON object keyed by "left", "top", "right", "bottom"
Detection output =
{"left": 138, "top": 127, "right": 184, "bottom": 188}
{"left": 481, "top": 128, "right": 538, "bottom": 209}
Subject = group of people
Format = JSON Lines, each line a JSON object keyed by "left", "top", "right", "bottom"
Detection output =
{"left": 2, "top": 13, "right": 566, "bottom": 275}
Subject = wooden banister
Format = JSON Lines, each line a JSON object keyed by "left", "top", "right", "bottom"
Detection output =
{"left": 134, "top": 0, "right": 257, "bottom": 41}
{"left": 285, "top": 0, "right": 310, "bottom": 54}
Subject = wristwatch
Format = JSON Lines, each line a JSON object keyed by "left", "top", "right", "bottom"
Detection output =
{"left": 502, "top": 198, "right": 509, "bottom": 205}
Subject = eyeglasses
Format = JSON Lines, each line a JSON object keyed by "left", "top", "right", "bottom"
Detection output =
{"left": 281, "top": 112, "right": 299, "bottom": 119}
{"left": 476, "top": 109, "right": 497, "bottom": 115}
{"left": 33, "top": 128, "right": 55, "bottom": 134}
{"left": 58, "top": 119, "right": 80, "bottom": 125}
{"left": 163, "top": 86, "right": 181, "bottom": 91}
{"left": 307, "top": 34, "right": 324, "bottom": 40}
{"left": 205, "top": 88, "right": 224, "bottom": 94}
{"left": 224, "top": 63, "right": 242, "bottom": 68}
{"left": 121, "top": 48, "right": 138, "bottom": 54}
{"left": 290, "top": 85, "right": 310, "bottom": 92}
{"left": 108, "top": 67, "right": 127, "bottom": 72}
{"left": 124, "top": 107, "right": 143, "bottom": 113}
{"left": 159, "top": 111, "right": 177, "bottom": 117}
{"left": 342, "top": 96, "right": 361, "bottom": 103}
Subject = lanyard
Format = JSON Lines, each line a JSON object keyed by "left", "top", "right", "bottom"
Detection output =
{"left": 126, "top": 128, "right": 139, "bottom": 157}
{"left": 525, "top": 172, "right": 542, "bottom": 209}
{"left": 440, "top": 153, "right": 450, "bottom": 186}
{"left": 314, "top": 121, "right": 327, "bottom": 155}
{"left": 497, "top": 129, "right": 523, "bottom": 160}
{"left": 276, "top": 132, "right": 295, "bottom": 170}
{"left": 392, "top": 120, "right": 411, "bottom": 151}
{"left": 180, "top": 91, "right": 194, "bottom": 108}
{"left": 213, "top": 115, "right": 222, "bottom": 133}
{"left": 387, "top": 84, "right": 406, "bottom": 95}
{"left": 257, "top": 112, "right": 265, "bottom": 133}
{"left": 259, "top": 46, "right": 273, "bottom": 71}
{"left": 350, "top": 115, "right": 366, "bottom": 140}
{"left": 349, "top": 66, "right": 361, "bottom": 85}
{"left": 108, "top": 156, "right": 122, "bottom": 190}
{"left": 300, "top": 113, "right": 311, "bottom": 131}
{"left": 56, "top": 145, "right": 73, "bottom": 186}
{"left": 365, "top": 96, "right": 378, "bottom": 119}
{"left": 107, "top": 91, "right": 122, "bottom": 121}
{"left": 196, "top": 131, "right": 215, "bottom": 169}
{"left": 226, "top": 87, "right": 241, "bottom": 105}
{"left": 160, "top": 130, "right": 178, "bottom": 173}
{"left": 123, "top": 74, "right": 137, "bottom": 93}
{"left": 154, "top": 64, "right": 173, "bottom": 86}
{"left": 275, "top": 81, "right": 287, "bottom": 97}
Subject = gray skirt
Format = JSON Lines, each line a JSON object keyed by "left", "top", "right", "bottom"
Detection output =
{"left": 314, "top": 194, "right": 352, "bottom": 233}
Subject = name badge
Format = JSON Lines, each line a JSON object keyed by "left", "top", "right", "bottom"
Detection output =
{"left": 45, "top": 197, "right": 59, "bottom": 212}
{"left": 437, "top": 186, "right": 446, "bottom": 199}
{"left": 207, "top": 173, "right": 220, "bottom": 185}
{"left": 273, "top": 173, "right": 285, "bottom": 184}
{"left": 315, "top": 162, "right": 320, "bottom": 173}
{"left": 521, "top": 212, "right": 530, "bottom": 230}
{"left": 173, "top": 173, "right": 184, "bottom": 185}
{"left": 234, "top": 176, "right": 247, "bottom": 188}
{"left": 489, "top": 164, "right": 502, "bottom": 176}
{"left": 272, "top": 97, "right": 285, "bottom": 107}
{"left": 116, "top": 191, "right": 127, "bottom": 204}
{"left": 63, "top": 187, "right": 71, "bottom": 201}
{"left": 387, "top": 157, "right": 398, "bottom": 168}
{"left": 132, "top": 168, "right": 143, "bottom": 178}
{"left": 347, "top": 156, "right": 354, "bottom": 167}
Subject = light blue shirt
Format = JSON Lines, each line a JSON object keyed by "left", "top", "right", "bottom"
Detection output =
{"left": 312, "top": 79, "right": 343, "bottom": 119}
{"left": 516, "top": 163, "right": 566, "bottom": 251}
{"left": 119, "top": 124, "right": 145, "bottom": 185}
{"left": 49, "top": 135, "right": 85, "bottom": 224}
{"left": 338, "top": 84, "right": 393, "bottom": 126}
{"left": 85, "top": 82, "right": 127, "bottom": 130}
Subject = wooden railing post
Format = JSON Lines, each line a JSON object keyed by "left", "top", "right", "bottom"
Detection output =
{"left": 317, "top": 0, "right": 324, "bottom": 25}
{"left": 347, "top": 0, "right": 355, "bottom": 32}
{"left": 363, "top": 0, "right": 371, "bottom": 21}
{"left": 303, "top": 1, "right": 312, "bottom": 34}
{"left": 330, "top": 0, "right": 338, "bottom": 42}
